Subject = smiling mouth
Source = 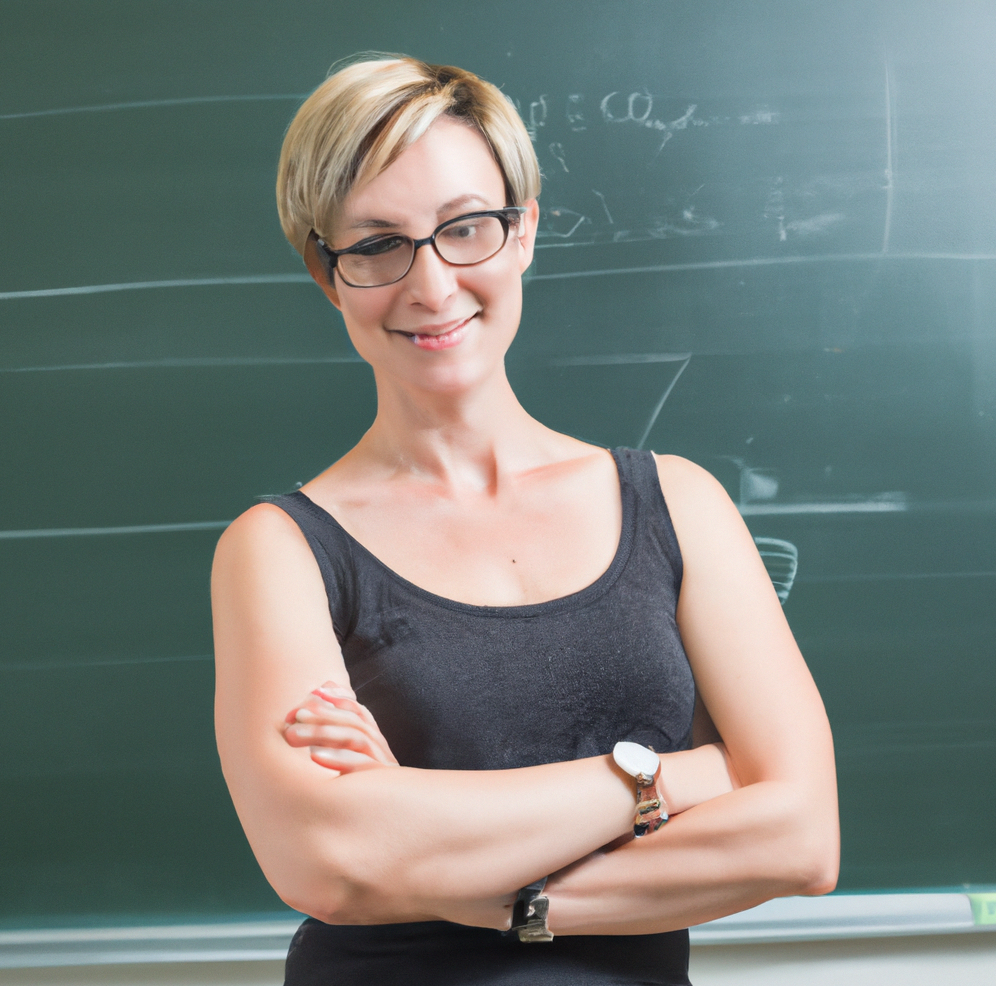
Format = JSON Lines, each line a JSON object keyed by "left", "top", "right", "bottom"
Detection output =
{"left": 393, "top": 315, "right": 477, "bottom": 350}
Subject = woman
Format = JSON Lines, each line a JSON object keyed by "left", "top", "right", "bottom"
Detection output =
{"left": 212, "top": 56, "right": 838, "bottom": 985}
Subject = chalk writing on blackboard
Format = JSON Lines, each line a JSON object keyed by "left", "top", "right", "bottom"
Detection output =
{"left": 510, "top": 84, "right": 888, "bottom": 255}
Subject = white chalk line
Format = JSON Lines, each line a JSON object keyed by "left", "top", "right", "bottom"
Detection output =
{"left": 0, "top": 920, "right": 300, "bottom": 945}
{"left": 0, "top": 521, "right": 231, "bottom": 540}
{"left": 0, "top": 274, "right": 311, "bottom": 301}
{"left": 3, "top": 353, "right": 680, "bottom": 374}
{"left": 550, "top": 352, "right": 691, "bottom": 366}
{"left": 882, "top": 57, "right": 895, "bottom": 254}
{"left": 740, "top": 500, "right": 907, "bottom": 516}
{"left": 2, "top": 355, "right": 363, "bottom": 373}
{"left": 638, "top": 355, "right": 692, "bottom": 449}
{"left": 805, "top": 570, "right": 996, "bottom": 583}
{"left": 0, "top": 94, "right": 305, "bottom": 121}
{"left": 531, "top": 252, "right": 996, "bottom": 281}
{"left": 2, "top": 654, "right": 214, "bottom": 672}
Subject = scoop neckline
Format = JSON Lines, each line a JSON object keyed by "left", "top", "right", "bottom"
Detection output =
{"left": 290, "top": 447, "right": 638, "bottom": 617}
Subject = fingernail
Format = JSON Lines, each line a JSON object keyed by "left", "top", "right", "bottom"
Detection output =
{"left": 309, "top": 749, "right": 341, "bottom": 775}
{"left": 317, "top": 686, "right": 355, "bottom": 700}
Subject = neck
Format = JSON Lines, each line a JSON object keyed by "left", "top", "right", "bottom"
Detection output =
{"left": 354, "top": 364, "right": 556, "bottom": 490}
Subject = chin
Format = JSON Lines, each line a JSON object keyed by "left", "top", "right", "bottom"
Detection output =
{"left": 410, "top": 351, "right": 507, "bottom": 397}
{"left": 415, "top": 364, "right": 492, "bottom": 396}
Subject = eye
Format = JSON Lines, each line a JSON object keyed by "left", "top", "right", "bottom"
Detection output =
{"left": 349, "top": 235, "right": 408, "bottom": 257}
{"left": 439, "top": 219, "right": 483, "bottom": 241}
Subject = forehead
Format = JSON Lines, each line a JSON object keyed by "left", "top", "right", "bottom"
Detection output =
{"left": 339, "top": 116, "right": 506, "bottom": 229}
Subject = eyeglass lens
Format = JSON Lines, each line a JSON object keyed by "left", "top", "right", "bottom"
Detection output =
{"left": 337, "top": 214, "right": 510, "bottom": 287}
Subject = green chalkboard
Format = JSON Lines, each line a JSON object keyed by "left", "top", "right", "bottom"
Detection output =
{"left": 1, "top": 0, "right": 994, "bottom": 927}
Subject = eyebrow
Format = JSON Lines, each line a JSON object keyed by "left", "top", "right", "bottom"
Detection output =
{"left": 436, "top": 193, "right": 493, "bottom": 216}
{"left": 344, "top": 193, "right": 495, "bottom": 231}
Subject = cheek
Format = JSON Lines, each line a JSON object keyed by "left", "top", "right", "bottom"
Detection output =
{"left": 474, "top": 256, "right": 524, "bottom": 311}
{"left": 339, "top": 292, "right": 392, "bottom": 335}
{"left": 336, "top": 306, "right": 389, "bottom": 365}
{"left": 490, "top": 272, "right": 523, "bottom": 325}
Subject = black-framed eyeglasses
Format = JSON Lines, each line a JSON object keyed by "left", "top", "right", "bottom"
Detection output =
{"left": 308, "top": 207, "right": 527, "bottom": 288}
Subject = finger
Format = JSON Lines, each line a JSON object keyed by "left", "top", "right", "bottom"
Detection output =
{"left": 294, "top": 724, "right": 398, "bottom": 766}
{"left": 298, "top": 693, "right": 372, "bottom": 729}
{"left": 312, "top": 688, "right": 379, "bottom": 727}
{"left": 287, "top": 696, "right": 399, "bottom": 764}
{"left": 310, "top": 722, "right": 397, "bottom": 765}
{"left": 285, "top": 723, "right": 372, "bottom": 751}
{"left": 285, "top": 723, "right": 397, "bottom": 764}
{"left": 294, "top": 703, "right": 373, "bottom": 738}
{"left": 283, "top": 679, "right": 357, "bottom": 725}
{"left": 294, "top": 705, "right": 361, "bottom": 725}
{"left": 298, "top": 695, "right": 366, "bottom": 722}
{"left": 315, "top": 680, "right": 356, "bottom": 700}
{"left": 309, "top": 746, "right": 386, "bottom": 772}
{"left": 294, "top": 699, "right": 395, "bottom": 758}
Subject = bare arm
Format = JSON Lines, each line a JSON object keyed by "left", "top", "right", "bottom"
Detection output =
{"left": 536, "top": 455, "right": 839, "bottom": 934}
{"left": 214, "top": 503, "right": 642, "bottom": 927}
{"left": 213, "top": 454, "right": 836, "bottom": 932}
{"left": 280, "top": 684, "right": 741, "bottom": 929}
{"left": 283, "top": 681, "right": 736, "bottom": 812}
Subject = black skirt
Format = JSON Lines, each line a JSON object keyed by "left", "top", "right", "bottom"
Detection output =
{"left": 284, "top": 919, "right": 691, "bottom": 986}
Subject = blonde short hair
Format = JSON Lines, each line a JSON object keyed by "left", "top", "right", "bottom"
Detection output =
{"left": 276, "top": 55, "right": 542, "bottom": 256}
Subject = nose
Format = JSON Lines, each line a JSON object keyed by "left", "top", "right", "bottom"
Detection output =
{"left": 402, "top": 241, "right": 459, "bottom": 311}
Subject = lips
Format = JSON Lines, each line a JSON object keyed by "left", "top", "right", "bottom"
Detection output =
{"left": 393, "top": 314, "right": 477, "bottom": 351}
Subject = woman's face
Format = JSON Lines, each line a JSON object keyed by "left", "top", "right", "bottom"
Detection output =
{"left": 310, "top": 116, "right": 538, "bottom": 397}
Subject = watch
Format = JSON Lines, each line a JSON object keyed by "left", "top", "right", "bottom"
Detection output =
{"left": 509, "top": 877, "right": 553, "bottom": 942}
{"left": 612, "top": 741, "right": 670, "bottom": 837}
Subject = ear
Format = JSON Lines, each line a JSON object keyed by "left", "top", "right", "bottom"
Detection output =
{"left": 515, "top": 199, "right": 541, "bottom": 275}
{"left": 303, "top": 234, "right": 343, "bottom": 311}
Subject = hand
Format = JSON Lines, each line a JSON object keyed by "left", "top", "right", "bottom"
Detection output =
{"left": 283, "top": 680, "right": 399, "bottom": 774}
{"left": 433, "top": 891, "right": 519, "bottom": 932}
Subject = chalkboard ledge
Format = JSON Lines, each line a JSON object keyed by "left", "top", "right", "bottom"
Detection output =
{"left": 0, "top": 919, "right": 299, "bottom": 970}
{"left": 2, "top": 895, "right": 994, "bottom": 968}
{"left": 690, "top": 892, "right": 996, "bottom": 945}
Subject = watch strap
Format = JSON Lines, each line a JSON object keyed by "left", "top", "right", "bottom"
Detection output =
{"left": 509, "top": 877, "right": 553, "bottom": 942}
{"left": 634, "top": 769, "right": 669, "bottom": 836}
{"left": 613, "top": 741, "right": 670, "bottom": 838}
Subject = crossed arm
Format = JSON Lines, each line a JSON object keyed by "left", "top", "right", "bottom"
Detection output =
{"left": 211, "top": 455, "right": 838, "bottom": 933}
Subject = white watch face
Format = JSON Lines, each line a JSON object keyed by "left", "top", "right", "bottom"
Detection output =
{"left": 612, "top": 741, "right": 659, "bottom": 778}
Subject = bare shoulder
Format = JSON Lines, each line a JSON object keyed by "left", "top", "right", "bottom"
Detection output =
{"left": 211, "top": 501, "right": 331, "bottom": 638}
{"left": 652, "top": 454, "right": 753, "bottom": 558}
{"left": 213, "top": 501, "right": 310, "bottom": 574}
{"left": 212, "top": 502, "right": 346, "bottom": 714}
{"left": 651, "top": 454, "right": 787, "bottom": 674}
{"left": 211, "top": 501, "right": 339, "bottom": 618}
{"left": 653, "top": 453, "right": 731, "bottom": 502}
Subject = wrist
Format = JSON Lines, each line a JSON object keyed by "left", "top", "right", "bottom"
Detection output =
{"left": 605, "top": 753, "right": 642, "bottom": 824}
{"left": 653, "top": 744, "right": 737, "bottom": 813}
{"left": 653, "top": 753, "right": 676, "bottom": 812}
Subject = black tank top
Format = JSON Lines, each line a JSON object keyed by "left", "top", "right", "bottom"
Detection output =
{"left": 270, "top": 447, "right": 695, "bottom": 986}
